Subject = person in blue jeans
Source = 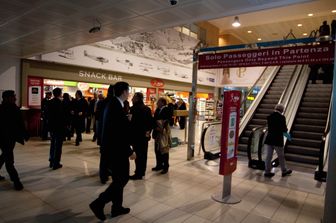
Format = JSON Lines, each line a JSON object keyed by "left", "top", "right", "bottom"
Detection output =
{"left": 48, "top": 88, "right": 66, "bottom": 170}
{"left": 264, "top": 104, "right": 292, "bottom": 178}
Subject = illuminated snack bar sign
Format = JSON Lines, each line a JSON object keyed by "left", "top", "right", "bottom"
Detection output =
{"left": 198, "top": 42, "right": 335, "bottom": 69}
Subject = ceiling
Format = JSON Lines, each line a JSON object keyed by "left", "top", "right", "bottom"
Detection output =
{"left": 0, "top": 0, "right": 314, "bottom": 58}
{"left": 209, "top": 0, "right": 336, "bottom": 43}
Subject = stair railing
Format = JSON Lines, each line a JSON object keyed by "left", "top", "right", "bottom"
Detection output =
{"left": 315, "top": 92, "right": 332, "bottom": 182}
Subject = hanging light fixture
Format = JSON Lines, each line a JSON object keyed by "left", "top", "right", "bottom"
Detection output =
{"left": 232, "top": 16, "right": 241, "bottom": 27}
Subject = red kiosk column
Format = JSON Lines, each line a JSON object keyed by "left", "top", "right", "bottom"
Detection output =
{"left": 212, "top": 90, "right": 241, "bottom": 204}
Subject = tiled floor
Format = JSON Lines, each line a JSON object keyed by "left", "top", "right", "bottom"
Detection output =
{"left": 0, "top": 129, "right": 325, "bottom": 223}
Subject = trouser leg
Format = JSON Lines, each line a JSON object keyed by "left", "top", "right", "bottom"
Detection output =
{"left": 54, "top": 134, "right": 63, "bottom": 165}
{"left": 154, "top": 141, "right": 163, "bottom": 168}
{"left": 49, "top": 133, "right": 56, "bottom": 164}
{"left": 162, "top": 152, "right": 169, "bottom": 171}
{"left": 264, "top": 144, "right": 274, "bottom": 173}
{"left": 1, "top": 143, "right": 20, "bottom": 182}
{"left": 274, "top": 146, "right": 287, "bottom": 172}
{"left": 86, "top": 116, "right": 91, "bottom": 133}
{"left": 134, "top": 140, "right": 148, "bottom": 176}
{"left": 99, "top": 149, "right": 109, "bottom": 182}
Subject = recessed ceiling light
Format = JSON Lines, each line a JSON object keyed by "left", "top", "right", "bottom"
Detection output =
{"left": 247, "top": 30, "right": 252, "bottom": 33}
{"left": 303, "top": 33, "right": 308, "bottom": 36}
{"left": 308, "top": 13, "right": 313, "bottom": 16}
{"left": 257, "top": 38, "right": 262, "bottom": 41}
{"left": 332, "top": 10, "right": 336, "bottom": 13}
{"left": 297, "top": 24, "right": 303, "bottom": 27}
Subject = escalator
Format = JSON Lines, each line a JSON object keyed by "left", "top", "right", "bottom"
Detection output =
{"left": 285, "top": 82, "right": 332, "bottom": 165}
{"left": 238, "top": 65, "right": 298, "bottom": 154}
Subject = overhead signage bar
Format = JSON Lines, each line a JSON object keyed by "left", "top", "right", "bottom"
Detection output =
{"left": 198, "top": 42, "right": 335, "bottom": 69}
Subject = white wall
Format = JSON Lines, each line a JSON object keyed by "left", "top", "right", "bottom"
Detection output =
{"left": 0, "top": 57, "right": 21, "bottom": 105}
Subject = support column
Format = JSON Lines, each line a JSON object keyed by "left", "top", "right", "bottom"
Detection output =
{"left": 323, "top": 44, "right": 336, "bottom": 223}
{"left": 187, "top": 48, "right": 199, "bottom": 160}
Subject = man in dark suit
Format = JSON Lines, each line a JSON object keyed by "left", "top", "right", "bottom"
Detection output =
{"left": 48, "top": 88, "right": 66, "bottom": 170}
{"left": 41, "top": 92, "right": 51, "bottom": 140}
{"left": 90, "top": 82, "right": 136, "bottom": 221}
{"left": 264, "top": 104, "right": 292, "bottom": 178}
{"left": 129, "top": 92, "right": 153, "bottom": 180}
{"left": 73, "top": 90, "right": 88, "bottom": 146}
{"left": 0, "top": 90, "right": 28, "bottom": 190}
{"left": 152, "top": 98, "right": 171, "bottom": 174}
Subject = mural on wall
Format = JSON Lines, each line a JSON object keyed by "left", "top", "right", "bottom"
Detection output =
{"left": 41, "top": 28, "right": 217, "bottom": 86}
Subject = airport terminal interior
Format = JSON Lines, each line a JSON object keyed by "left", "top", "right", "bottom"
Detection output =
{"left": 0, "top": 0, "right": 336, "bottom": 222}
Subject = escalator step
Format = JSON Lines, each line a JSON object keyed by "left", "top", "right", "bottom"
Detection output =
{"left": 238, "top": 144, "right": 248, "bottom": 152}
{"left": 286, "top": 145, "right": 320, "bottom": 156}
{"left": 301, "top": 102, "right": 329, "bottom": 108}
{"left": 290, "top": 138, "right": 321, "bottom": 148}
{"left": 296, "top": 112, "right": 327, "bottom": 119}
{"left": 292, "top": 131, "right": 323, "bottom": 140}
{"left": 305, "top": 92, "right": 332, "bottom": 97}
{"left": 256, "top": 108, "right": 273, "bottom": 114}
{"left": 285, "top": 153, "right": 319, "bottom": 165}
{"left": 302, "top": 97, "right": 330, "bottom": 103}
{"left": 250, "top": 119, "right": 267, "bottom": 125}
{"left": 299, "top": 107, "right": 328, "bottom": 113}
{"left": 259, "top": 104, "right": 275, "bottom": 109}
{"left": 296, "top": 118, "right": 326, "bottom": 126}
{"left": 254, "top": 114, "right": 269, "bottom": 119}
{"left": 240, "top": 137, "right": 249, "bottom": 144}
{"left": 293, "top": 124, "right": 324, "bottom": 133}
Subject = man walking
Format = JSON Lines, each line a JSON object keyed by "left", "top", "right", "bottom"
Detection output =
{"left": 129, "top": 92, "right": 153, "bottom": 180}
{"left": 0, "top": 90, "right": 28, "bottom": 190}
{"left": 90, "top": 82, "right": 136, "bottom": 221}
{"left": 48, "top": 88, "right": 66, "bottom": 170}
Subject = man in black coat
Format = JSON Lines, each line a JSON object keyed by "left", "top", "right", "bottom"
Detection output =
{"left": 48, "top": 88, "right": 66, "bottom": 170}
{"left": 0, "top": 90, "right": 28, "bottom": 190}
{"left": 90, "top": 82, "right": 136, "bottom": 221}
{"left": 264, "top": 104, "right": 292, "bottom": 178}
{"left": 152, "top": 98, "right": 171, "bottom": 174}
{"left": 129, "top": 92, "right": 153, "bottom": 180}
{"left": 73, "top": 90, "right": 88, "bottom": 146}
{"left": 41, "top": 92, "right": 51, "bottom": 140}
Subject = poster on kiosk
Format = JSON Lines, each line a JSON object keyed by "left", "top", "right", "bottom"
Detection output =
{"left": 219, "top": 90, "right": 241, "bottom": 175}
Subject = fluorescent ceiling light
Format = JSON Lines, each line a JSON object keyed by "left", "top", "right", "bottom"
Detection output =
{"left": 232, "top": 16, "right": 241, "bottom": 27}
{"left": 247, "top": 30, "right": 252, "bottom": 33}
{"left": 297, "top": 24, "right": 302, "bottom": 27}
{"left": 308, "top": 13, "right": 313, "bottom": 16}
{"left": 257, "top": 38, "right": 262, "bottom": 41}
{"left": 303, "top": 33, "right": 308, "bottom": 36}
{"left": 332, "top": 10, "right": 336, "bottom": 13}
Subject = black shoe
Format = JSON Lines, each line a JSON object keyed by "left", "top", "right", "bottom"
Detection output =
{"left": 0, "top": 175, "right": 5, "bottom": 181}
{"left": 152, "top": 166, "right": 163, "bottom": 171}
{"left": 53, "top": 164, "right": 63, "bottom": 170}
{"left": 282, "top": 169, "right": 292, "bottom": 177}
{"left": 49, "top": 162, "right": 53, "bottom": 168}
{"left": 111, "top": 207, "right": 130, "bottom": 218}
{"left": 75, "top": 141, "right": 79, "bottom": 146}
{"left": 89, "top": 200, "right": 106, "bottom": 221}
{"left": 264, "top": 172, "right": 275, "bottom": 178}
{"left": 129, "top": 174, "right": 143, "bottom": 180}
{"left": 14, "top": 181, "right": 24, "bottom": 191}
{"left": 160, "top": 169, "right": 168, "bottom": 174}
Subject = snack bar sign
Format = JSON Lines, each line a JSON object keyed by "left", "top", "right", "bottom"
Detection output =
{"left": 198, "top": 42, "right": 335, "bottom": 69}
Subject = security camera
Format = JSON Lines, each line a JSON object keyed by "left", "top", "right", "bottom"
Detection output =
{"left": 169, "top": 0, "right": 178, "bottom": 6}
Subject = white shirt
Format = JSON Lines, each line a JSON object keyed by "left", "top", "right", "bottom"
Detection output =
{"left": 117, "top": 97, "right": 124, "bottom": 108}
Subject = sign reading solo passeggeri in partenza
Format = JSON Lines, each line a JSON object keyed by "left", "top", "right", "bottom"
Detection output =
{"left": 198, "top": 42, "right": 335, "bottom": 69}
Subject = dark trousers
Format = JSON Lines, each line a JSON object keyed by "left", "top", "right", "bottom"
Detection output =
{"left": 99, "top": 149, "right": 109, "bottom": 182}
{"left": 49, "top": 132, "right": 63, "bottom": 166}
{"left": 133, "top": 139, "right": 148, "bottom": 176}
{"left": 93, "top": 120, "right": 98, "bottom": 141}
{"left": 86, "top": 116, "right": 92, "bottom": 133}
{"left": 41, "top": 119, "right": 49, "bottom": 139}
{"left": 0, "top": 141, "right": 20, "bottom": 182}
{"left": 154, "top": 141, "right": 169, "bottom": 170}
{"left": 179, "top": 117, "right": 186, "bottom": 129}
{"left": 97, "top": 160, "right": 129, "bottom": 209}
{"left": 75, "top": 128, "right": 82, "bottom": 144}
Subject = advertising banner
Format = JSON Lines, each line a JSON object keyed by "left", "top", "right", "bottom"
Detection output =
{"left": 219, "top": 91, "right": 241, "bottom": 175}
{"left": 28, "top": 77, "right": 43, "bottom": 108}
{"left": 199, "top": 42, "right": 335, "bottom": 69}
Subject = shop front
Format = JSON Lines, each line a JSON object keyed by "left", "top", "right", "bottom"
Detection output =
{"left": 21, "top": 59, "right": 215, "bottom": 136}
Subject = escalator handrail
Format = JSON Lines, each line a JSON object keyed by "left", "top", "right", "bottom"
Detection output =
{"left": 282, "top": 65, "right": 304, "bottom": 113}
{"left": 240, "top": 66, "right": 268, "bottom": 107}
{"left": 200, "top": 121, "right": 221, "bottom": 156}
{"left": 246, "top": 126, "right": 267, "bottom": 163}
{"left": 278, "top": 65, "right": 301, "bottom": 108}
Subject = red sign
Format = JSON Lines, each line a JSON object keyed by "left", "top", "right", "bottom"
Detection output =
{"left": 219, "top": 91, "right": 241, "bottom": 175}
{"left": 199, "top": 42, "right": 335, "bottom": 69}
{"left": 150, "top": 79, "right": 165, "bottom": 88}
